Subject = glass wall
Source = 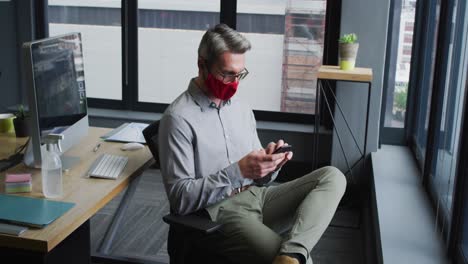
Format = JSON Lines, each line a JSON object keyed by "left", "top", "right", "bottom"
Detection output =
{"left": 137, "top": 0, "right": 327, "bottom": 114}
{"left": 410, "top": 0, "right": 441, "bottom": 167}
{"left": 383, "top": 0, "right": 417, "bottom": 128}
{"left": 48, "top": 0, "right": 122, "bottom": 100}
{"left": 407, "top": 0, "right": 468, "bottom": 259}
{"left": 429, "top": 0, "right": 465, "bottom": 232}
{"left": 237, "top": 0, "right": 327, "bottom": 114}
{"left": 137, "top": 0, "right": 220, "bottom": 105}
{"left": 462, "top": 193, "right": 468, "bottom": 260}
{"left": 46, "top": 0, "right": 335, "bottom": 119}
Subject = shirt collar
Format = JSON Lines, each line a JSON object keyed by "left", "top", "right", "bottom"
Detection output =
{"left": 188, "top": 78, "right": 232, "bottom": 111}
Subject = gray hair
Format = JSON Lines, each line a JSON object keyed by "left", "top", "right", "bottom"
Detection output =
{"left": 198, "top": 23, "right": 251, "bottom": 68}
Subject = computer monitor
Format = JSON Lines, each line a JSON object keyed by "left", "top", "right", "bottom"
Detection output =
{"left": 22, "top": 32, "right": 89, "bottom": 169}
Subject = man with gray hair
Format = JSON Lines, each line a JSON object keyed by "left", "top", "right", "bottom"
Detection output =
{"left": 158, "top": 23, "right": 346, "bottom": 264}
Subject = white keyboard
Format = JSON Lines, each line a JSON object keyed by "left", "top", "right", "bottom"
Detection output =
{"left": 88, "top": 154, "right": 128, "bottom": 179}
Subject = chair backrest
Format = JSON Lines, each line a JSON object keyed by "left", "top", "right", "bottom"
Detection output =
{"left": 142, "top": 120, "right": 160, "bottom": 168}
{"left": 142, "top": 119, "right": 230, "bottom": 264}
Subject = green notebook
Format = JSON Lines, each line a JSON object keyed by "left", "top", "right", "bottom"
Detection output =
{"left": 0, "top": 194, "right": 75, "bottom": 228}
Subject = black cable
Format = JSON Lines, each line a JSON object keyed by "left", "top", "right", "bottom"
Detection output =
{"left": 0, "top": 139, "right": 30, "bottom": 172}
{"left": 14, "top": 138, "right": 30, "bottom": 155}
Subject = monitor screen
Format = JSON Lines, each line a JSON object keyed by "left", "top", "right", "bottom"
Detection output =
{"left": 23, "top": 32, "right": 89, "bottom": 169}
{"left": 30, "top": 33, "right": 87, "bottom": 137}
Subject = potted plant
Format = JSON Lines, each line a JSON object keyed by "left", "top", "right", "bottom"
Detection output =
{"left": 339, "top": 33, "right": 359, "bottom": 70}
{"left": 13, "top": 104, "right": 29, "bottom": 137}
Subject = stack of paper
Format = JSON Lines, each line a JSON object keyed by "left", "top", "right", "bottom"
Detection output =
{"left": 5, "top": 173, "right": 32, "bottom": 193}
{"left": 102, "top": 122, "right": 148, "bottom": 144}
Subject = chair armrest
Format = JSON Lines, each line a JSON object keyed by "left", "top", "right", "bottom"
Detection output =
{"left": 163, "top": 213, "right": 222, "bottom": 234}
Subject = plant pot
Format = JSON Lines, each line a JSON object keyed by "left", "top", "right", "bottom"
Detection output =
{"left": 13, "top": 118, "right": 29, "bottom": 137}
{"left": 0, "top": 113, "right": 15, "bottom": 133}
{"left": 339, "top": 43, "right": 359, "bottom": 70}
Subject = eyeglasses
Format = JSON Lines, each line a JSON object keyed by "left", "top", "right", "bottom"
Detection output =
{"left": 214, "top": 67, "right": 249, "bottom": 84}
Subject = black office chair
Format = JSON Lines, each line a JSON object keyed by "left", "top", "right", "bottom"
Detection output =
{"left": 142, "top": 120, "right": 231, "bottom": 264}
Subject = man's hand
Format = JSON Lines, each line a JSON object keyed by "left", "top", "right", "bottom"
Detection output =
{"left": 238, "top": 149, "right": 286, "bottom": 179}
{"left": 265, "top": 139, "right": 293, "bottom": 170}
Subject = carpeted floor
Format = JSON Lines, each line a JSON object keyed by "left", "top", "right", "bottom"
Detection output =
{"left": 90, "top": 169, "right": 365, "bottom": 263}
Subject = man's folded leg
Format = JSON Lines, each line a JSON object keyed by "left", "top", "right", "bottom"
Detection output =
{"left": 201, "top": 190, "right": 283, "bottom": 264}
{"left": 261, "top": 166, "right": 347, "bottom": 263}
{"left": 201, "top": 166, "right": 346, "bottom": 264}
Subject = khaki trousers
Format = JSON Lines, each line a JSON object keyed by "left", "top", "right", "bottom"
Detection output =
{"left": 203, "top": 166, "right": 347, "bottom": 264}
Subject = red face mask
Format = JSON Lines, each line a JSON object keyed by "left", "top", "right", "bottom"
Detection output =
{"left": 205, "top": 73, "right": 239, "bottom": 101}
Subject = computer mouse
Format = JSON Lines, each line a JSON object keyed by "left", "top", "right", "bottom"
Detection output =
{"left": 121, "top": 142, "right": 145, "bottom": 151}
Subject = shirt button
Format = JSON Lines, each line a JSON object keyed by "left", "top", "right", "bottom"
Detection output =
{"left": 226, "top": 135, "right": 229, "bottom": 139}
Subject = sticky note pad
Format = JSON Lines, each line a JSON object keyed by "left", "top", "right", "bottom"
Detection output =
{"left": 5, "top": 182, "right": 32, "bottom": 193}
{"left": 5, "top": 173, "right": 32, "bottom": 193}
{"left": 5, "top": 173, "right": 32, "bottom": 183}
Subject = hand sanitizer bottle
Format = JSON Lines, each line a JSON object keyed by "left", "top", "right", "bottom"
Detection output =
{"left": 42, "top": 134, "right": 64, "bottom": 198}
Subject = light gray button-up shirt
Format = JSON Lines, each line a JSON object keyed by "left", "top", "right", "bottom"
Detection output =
{"left": 158, "top": 78, "right": 278, "bottom": 215}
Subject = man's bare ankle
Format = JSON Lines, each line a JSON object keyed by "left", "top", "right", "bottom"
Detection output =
{"left": 272, "top": 254, "right": 301, "bottom": 264}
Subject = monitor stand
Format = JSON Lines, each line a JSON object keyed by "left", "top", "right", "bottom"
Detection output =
{"left": 60, "top": 156, "right": 80, "bottom": 171}
{"left": 23, "top": 141, "right": 80, "bottom": 170}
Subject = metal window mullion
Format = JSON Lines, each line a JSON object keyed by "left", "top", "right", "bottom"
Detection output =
{"left": 122, "top": 0, "right": 138, "bottom": 110}
{"left": 406, "top": 0, "right": 425, "bottom": 140}
{"left": 447, "top": 0, "right": 468, "bottom": 255}
{"left": 422, "top": 0, "right": 456, "bottom": 186}
{"left": 380, "top": 0, "right": 403, "bottom": 146}
{"left": 409, "top": 0, "right": 439, "bottom": 166}
{"left": 34, "top": 0, "right": 49, "bottom": 39}
{"left": 220, "top": 0, "right": 236, "bottom": 29}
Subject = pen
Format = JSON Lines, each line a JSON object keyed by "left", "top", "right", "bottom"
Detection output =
{"left": 93, "top": 143, "right": 101, "bottom": 152}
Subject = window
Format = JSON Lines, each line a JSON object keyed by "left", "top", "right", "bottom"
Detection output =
{"left": 137, "top": 0, "right": 220, "bottom": 105}
{"left": 384, "top": 0, "right": 417, "bottom": 130}
{"left": 462, "top": 189, "right": 468, "bottom": 260}
{"left": 236, "top": 0, "right": 327, "bottom": 114}
{"left": 402, "top": 0, "right": 468, "bottom": 261}
{"left": 403, "top": 34, "right": 413, "bottom": 43}
{"left": 409, "top": 0, "right": 441, "bottom": 167}
{"left": 427, "top": 0, "right": 464, "bottom": 233}
{"left": 48, "top": 0, "right": 122, "bottom": 100}
{"left": 44, "top": 0, "right": 339, "bottom": 123}
{"left": 380, "top": 0, "right": 418, "bottom": 145}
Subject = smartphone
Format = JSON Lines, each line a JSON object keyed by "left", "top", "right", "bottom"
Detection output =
{"left": 272, "top": 145, "right": 293, "bottom": 154}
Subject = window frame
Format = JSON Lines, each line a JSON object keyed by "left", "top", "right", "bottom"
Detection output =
{"left": 38, "top": 0, "right": 341, "bottom": 124}
{"left": 451, "top": 70, "right": 468, "bottom": 262}
{"left": 382, "top": 0, "right": 468, "bottom": 261}
{"left": 379, "top": 0, "right": 406, "bottom": 145}
{"left": 405, "top": 0, "right": 468, "bottom": 260}
{"left": 407, "top": 0, "right": 441, "bottom": 170}
{"left": 423, "top": 0, "right": 468, "bottom": 249}
{"left": 380, "top": 0, "right": 422, "bottom": 146}
{"left": 446, "top": 0, "right": 468, "bottom": 261}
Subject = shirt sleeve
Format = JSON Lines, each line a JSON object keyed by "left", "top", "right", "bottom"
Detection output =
{"left": 158, "top": 114, "right": 242, "bottom": 215}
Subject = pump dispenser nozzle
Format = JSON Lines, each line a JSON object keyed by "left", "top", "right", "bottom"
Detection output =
{"left": 44, "top": 134, "right": 64, "bottom": 152}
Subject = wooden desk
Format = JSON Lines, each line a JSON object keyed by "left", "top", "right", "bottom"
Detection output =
{"left": 0, "top": 127, "right": 153, "bottom": 263}
{"left": 0, "top": 133, "right": 27, "bottom": 158}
